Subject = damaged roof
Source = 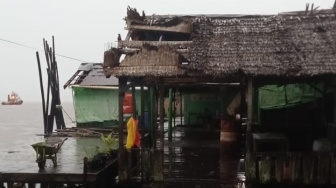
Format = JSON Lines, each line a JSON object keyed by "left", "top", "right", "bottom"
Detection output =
{"left": 105, "top": 6, "right": 336, "bottom": 79}
{"left": 64, "top": 63, "right": 118, "bottom": 89}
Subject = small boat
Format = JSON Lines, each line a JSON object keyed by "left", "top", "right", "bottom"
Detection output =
{"left": 2, "top": 92, "right": 23, "bottom": 105}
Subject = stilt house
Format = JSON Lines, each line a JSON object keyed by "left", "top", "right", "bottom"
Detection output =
{"left": 103, "top": 6, "right": 336, "bottom": 186}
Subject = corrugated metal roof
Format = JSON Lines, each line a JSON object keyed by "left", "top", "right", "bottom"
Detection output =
{"left": 65, "top": 63, "right": 119, "bottom": 87}
{"left": 80, "top": 67, "right": 118, "bottom": 86}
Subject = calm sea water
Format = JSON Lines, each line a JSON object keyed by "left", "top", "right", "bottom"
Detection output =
{"left": 0, "top": 102, "right": 75, "bottom": 151}
{"left": 0, "top": 102, "right": 91, "bottom": 172}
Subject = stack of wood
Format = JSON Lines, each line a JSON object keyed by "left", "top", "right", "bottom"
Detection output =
{"left": 36, "top": 36, "right": 66, "bottom": 135}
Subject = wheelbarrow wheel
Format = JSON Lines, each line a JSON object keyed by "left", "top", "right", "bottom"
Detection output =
{"left": 38, "top": 160, "right": 46, "bottom": 169}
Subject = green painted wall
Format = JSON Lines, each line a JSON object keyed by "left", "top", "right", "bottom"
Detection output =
{"left": 183, "top": 89, "right": 238, "bottom": 125}
{"left": 72, "top": 87, "right": 148, "bottom": 127}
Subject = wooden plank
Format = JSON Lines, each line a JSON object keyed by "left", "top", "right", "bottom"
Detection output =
{"left": 274, "top": 153, "right": 285, "bottom": 183}
{"left": 258, "top": 155, "right": 271, "bottom": 184}
{"left": 245, "top": 152, "right": 257, "bottom": 183}
{"left": 317, "top": 152, "right": 330, "bottom": 184}
{"left": 302, "top": 153, "right": 315, "bottom": 184}
{"left": 289, "top": 153, "right": 301, "bottom": 182}
{"left": 153, "top": 149, "right": 164, "bottom": 181}
{"left": 331, "top": 152, "right": 336, "bottom": 184}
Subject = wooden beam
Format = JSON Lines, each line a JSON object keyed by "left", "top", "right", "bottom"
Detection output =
{"left": 118, "top": 40, "right": 192, "bottom": 49}
{"left": 125, "top": 30, "right": 133, "bottom": 41}
{"left": 127, "top": 23, "right": 192, "bottom": 34}
{"left": 118, "top": 48, "right": 188, "bottom": 55}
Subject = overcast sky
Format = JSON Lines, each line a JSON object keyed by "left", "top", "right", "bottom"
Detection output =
{"left": 0, "top": 0, "right": 334, "bottom": 102}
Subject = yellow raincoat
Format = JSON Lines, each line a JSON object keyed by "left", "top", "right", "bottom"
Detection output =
{"left": 126, "top": 116, "right": 141, "bottom": 149}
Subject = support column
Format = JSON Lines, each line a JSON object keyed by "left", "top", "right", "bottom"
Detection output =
{"left": 140, "top": 85, "right": 145, "bottom": 145}
{"left": 180, "top": 92, "right": 183, "bottom": 126}
{"left": 132, "top": 81, "right": 137, "bottom": 119}
{"left": 246, "top": 78, "right": 253, "bottom": 153}
{"left": 118, "top": 77, "right": 128, "bottom": 181}
{"left": 153, "top": 80, "right": 164, "bottom": 181}
{"left": 168, "top": 88, "right": 173, "bottom": 142}
{"left": 150, "top": 86, "right": 156, "bottom": 148}
{"left": 159, "top": 82, "right": 165, "bottom": 148}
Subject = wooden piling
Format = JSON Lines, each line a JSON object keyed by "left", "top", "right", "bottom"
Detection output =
{"left": 36, "top": 51, "right": 47, "bottom": 135}
{"left": 83, "top": 157, "right": 88, "bottom": 188}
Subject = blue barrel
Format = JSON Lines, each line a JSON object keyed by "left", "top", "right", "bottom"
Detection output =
{"left": 143, "top": 111, "right": 150, "bottom": 130}
{"left": 139, "top": 111, "right": 150, "bottom": 130}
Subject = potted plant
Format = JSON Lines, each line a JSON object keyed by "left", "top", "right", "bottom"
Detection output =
{"left": 99, "top": 133, "right": 118, "bottom": 159}
{"left": 84, "top": 146, "right": 105, "bottom": 171}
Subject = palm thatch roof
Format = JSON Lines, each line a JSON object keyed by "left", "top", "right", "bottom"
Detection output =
{"left": 105, "top": 7, "right": 336, "bottom": 79}
{"left": 190, "top": 14, "right": 336, "bottom": 77}
{"left": 110, "top": 45, "right": 199, "bottom": 77}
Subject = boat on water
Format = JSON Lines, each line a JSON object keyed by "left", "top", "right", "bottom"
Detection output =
{"left": 2, "top": 92, "right": 23, "bottom": 105}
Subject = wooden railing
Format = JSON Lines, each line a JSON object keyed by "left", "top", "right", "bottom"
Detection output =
{"left": 246, "top": 152, "right": 336, "bottom": 185}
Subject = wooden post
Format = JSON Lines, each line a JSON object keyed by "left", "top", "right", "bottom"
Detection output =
{"left": 132, "top": 81, "right": 137, "bottom": 119}
{"left": 118, "top": 77, "right": 128, "bottom": 181}
{"left": 150, "top": 86, "right": 156, "bottom": 148}
{"left": 246, "top": 78, "right": 253, "bottom": 153}
{"left": 173, "top": 89, "right": 176, "bottom": 128}
{"left": 140, "top": 84, "right": 145, "bottom": 182}
{"left": 159, "top": 82, "right": 165, "bottom": 148}
{"left": 180, "top": 92, "right": 183, "bottom": 126}
{"left": 83, "top": 157, "right": 88, "bottom": 188}
{"left": 36, "top": 52, "right": 47, "bottom": 135}
{"left": 168, "top": 88, "right": 173, "bottom": 142}
{"left": 140, "top": 85, "right": 145, "bottom": 144}
{"left": 43, "top": 39, "right": 51, "bottom": 130}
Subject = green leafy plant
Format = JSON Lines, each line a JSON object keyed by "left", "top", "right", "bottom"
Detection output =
{"left": 100, "top": 133, "right": 117, "bottom": 153}
{"left": 83, "top": 146, "right": 100, "bottom": 161}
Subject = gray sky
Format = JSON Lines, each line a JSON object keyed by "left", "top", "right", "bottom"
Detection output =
{"left": 0, "top": 0, "right": 334, "bottom": 102}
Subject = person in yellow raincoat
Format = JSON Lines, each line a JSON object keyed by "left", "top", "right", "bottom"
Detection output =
{"left": 126, "top": 116, "right": 141, "bottom": 149}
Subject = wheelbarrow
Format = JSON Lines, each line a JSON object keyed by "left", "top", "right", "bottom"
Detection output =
{"left": 31, "top": 137, "right": 68, "bottom": 169}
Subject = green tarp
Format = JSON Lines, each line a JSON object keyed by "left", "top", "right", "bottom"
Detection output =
{"left": 73, "top": 87, "right": 118, "bottom": 123}
{"left": 258, "top": 83, "right": 334, "bottom": 110}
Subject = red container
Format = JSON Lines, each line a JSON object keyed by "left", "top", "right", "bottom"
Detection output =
{"left": 123, "top": 93, "right": 133, "bottom": 114}
{"left": 220, "top": 119, "right": 238, "bottom": 152}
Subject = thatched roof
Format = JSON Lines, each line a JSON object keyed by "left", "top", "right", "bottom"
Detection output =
{"left": 190, "top": 14, "right": 336, "bottom": 77}
{"left": 108, "top": 45, "right": 197, "bottom": 77}
{"left": 107, "top": 7, "right": 336, "bottom": 79}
